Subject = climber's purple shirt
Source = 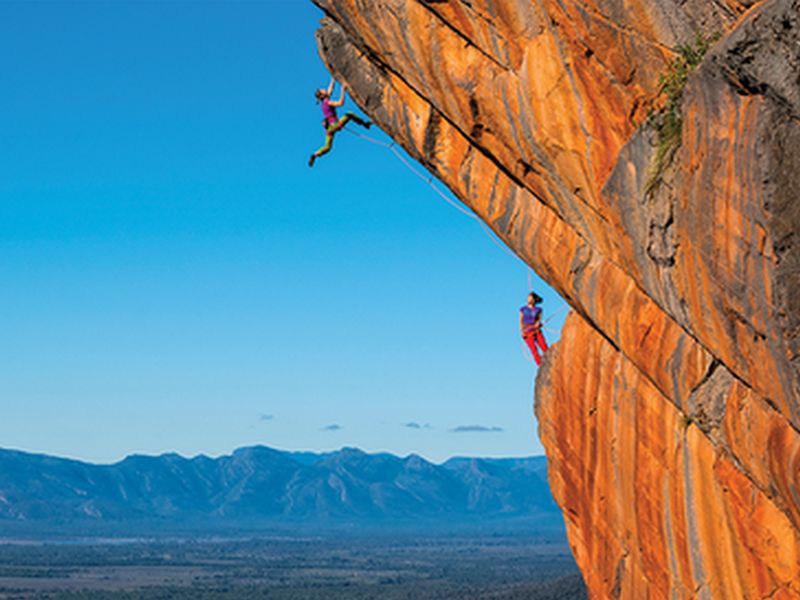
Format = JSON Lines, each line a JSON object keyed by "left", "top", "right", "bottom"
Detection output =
{"left": 321, "top": 99, "right": 338, "bottom": 125}
{"left": 520, "top": 305, "right": 542, "bottom": 326}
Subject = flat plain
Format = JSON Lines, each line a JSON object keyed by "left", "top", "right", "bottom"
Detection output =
{"left": 0, "top": 534, "right": 586, "bottom": 599}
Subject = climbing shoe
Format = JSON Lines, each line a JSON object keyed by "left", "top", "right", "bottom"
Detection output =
{"left": 308, "top": 154, "right": 316, "bottom": 168}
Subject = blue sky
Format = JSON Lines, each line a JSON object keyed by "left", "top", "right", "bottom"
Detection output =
{"left": 0, "top": 1, "right": 565, "bottom": 464}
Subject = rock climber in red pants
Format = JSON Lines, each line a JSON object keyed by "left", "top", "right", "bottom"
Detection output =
{"left": 520, "top": 292, "right": 548, "bottom": 366}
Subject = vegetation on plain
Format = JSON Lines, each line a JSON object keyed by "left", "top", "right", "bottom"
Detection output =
{"left": 0, "top": 535, "right": 586, "bottom": 600}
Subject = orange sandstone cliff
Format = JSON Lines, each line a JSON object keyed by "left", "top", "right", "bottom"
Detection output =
{"left": 312, "top": 0, "right": 800, "bottom": 597}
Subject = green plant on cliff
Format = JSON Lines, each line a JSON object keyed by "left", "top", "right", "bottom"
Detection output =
{"left": 645, "top": 32, "right": 719, "bottom": 196}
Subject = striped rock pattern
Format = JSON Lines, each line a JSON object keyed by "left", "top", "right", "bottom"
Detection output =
{"left": 312, "top": 0, "right": 800, "bottom": 597}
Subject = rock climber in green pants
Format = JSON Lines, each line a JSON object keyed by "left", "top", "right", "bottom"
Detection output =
{"left": 309, "top": 78, "right": 371, "bottom": 167}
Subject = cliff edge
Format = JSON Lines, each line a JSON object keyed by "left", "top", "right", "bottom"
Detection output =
{"left": 312, "top": 0, "right": 800, "bottom": 597}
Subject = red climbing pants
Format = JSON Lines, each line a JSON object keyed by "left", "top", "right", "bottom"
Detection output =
{"left": 524, "top": 328, "right": 548, "bottom": 366}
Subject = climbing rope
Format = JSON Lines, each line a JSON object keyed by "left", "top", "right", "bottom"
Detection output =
{"left": 346, "top": 129, "right": 476, "bottom": 217}
{"left": 520, "top": 339, "right": 536, "bottom": 363}
{"left": 343, "top": 121, "right": 777, "bottom": 354}
{"left": 344, "top": 126, "right": 571, "bottom": 329}
{"left": 357, "top": 132, "right": 476, "bottom": 217}
{"left": 345, "top": 128, "right": 528, "bottom": 263}
{"left": 543, "top": 302, "right": 570, "bottom": 324}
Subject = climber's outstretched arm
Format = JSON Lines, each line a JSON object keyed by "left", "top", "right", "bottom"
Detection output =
{"left": 326, "top": 77, "right": 335, "bottom": 97}
{"left": 329, "top": 83, "right": 347, "bottom": 107}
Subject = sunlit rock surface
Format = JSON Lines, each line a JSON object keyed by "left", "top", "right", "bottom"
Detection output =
{"left": 312, "top": 0, "right": 800, "bottom": 597}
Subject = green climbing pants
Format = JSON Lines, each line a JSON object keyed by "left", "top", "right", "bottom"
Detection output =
{"left": 313, "top": 112, "right": 367, "bottom": 158}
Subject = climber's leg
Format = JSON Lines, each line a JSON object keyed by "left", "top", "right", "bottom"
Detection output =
{"left": 344, "top": 112, "right": 371, "bottom": 128}
{"left": 309, "top": 129, "right": 336, "bottom": 167}
{"left": 333, "top": 114, "right": 352, "bottom": 131}
{"left": 534, "top": 329, "right": 549, "bottom": 354}
{"left": 524, "top": 334, "right": 542, "bottom": 366}
{"left": 317, "top": 130, "right": 335, "bottom": 155}
{"left": 331, "top": 113, "right": 371, "bottom": 132}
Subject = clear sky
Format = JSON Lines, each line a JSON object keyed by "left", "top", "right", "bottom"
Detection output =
{"left": 0, "top": 0, "right": 565, "bottom": 464}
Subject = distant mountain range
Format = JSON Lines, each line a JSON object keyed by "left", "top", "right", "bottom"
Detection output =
{"left": 0, "top": 446, "right": 563, "bottom": 535}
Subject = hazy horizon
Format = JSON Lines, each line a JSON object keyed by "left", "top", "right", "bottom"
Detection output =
{"left": 0, "top": 442, "right": 547, "bottom": 467}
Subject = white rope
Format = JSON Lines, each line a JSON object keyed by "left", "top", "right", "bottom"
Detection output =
{"left": 345, "top": 129, "right": 476, "bottom": 218}
{"left": 345, "top": 126, "right": 571, "bottom": 326}
{"left": 345, "top": 128, "right": 523, "bottom": 262}
{"left": 345, "top": 122, "right": 786, "bottom": 342}
{"left": 544, "top": 302, "right": 570, "bottom": 324}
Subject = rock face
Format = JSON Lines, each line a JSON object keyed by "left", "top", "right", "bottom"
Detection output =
{"left": 312, "top": 0, "right": 800, "bottom": 597}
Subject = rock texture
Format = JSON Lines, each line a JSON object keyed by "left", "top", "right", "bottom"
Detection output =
{"left": 312, "top": 0, "right": 800, "bottom": 597}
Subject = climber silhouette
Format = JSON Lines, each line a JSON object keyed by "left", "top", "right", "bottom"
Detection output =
{"left": 521, "top": 292, "right": 549, "bottom": 366}
{"left": 308, "top": 78, "right": 371, "bottom": 167}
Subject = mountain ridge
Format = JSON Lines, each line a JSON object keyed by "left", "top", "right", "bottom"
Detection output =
{"left": 0, "top": 445, "right": 561, "bottom": 534}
